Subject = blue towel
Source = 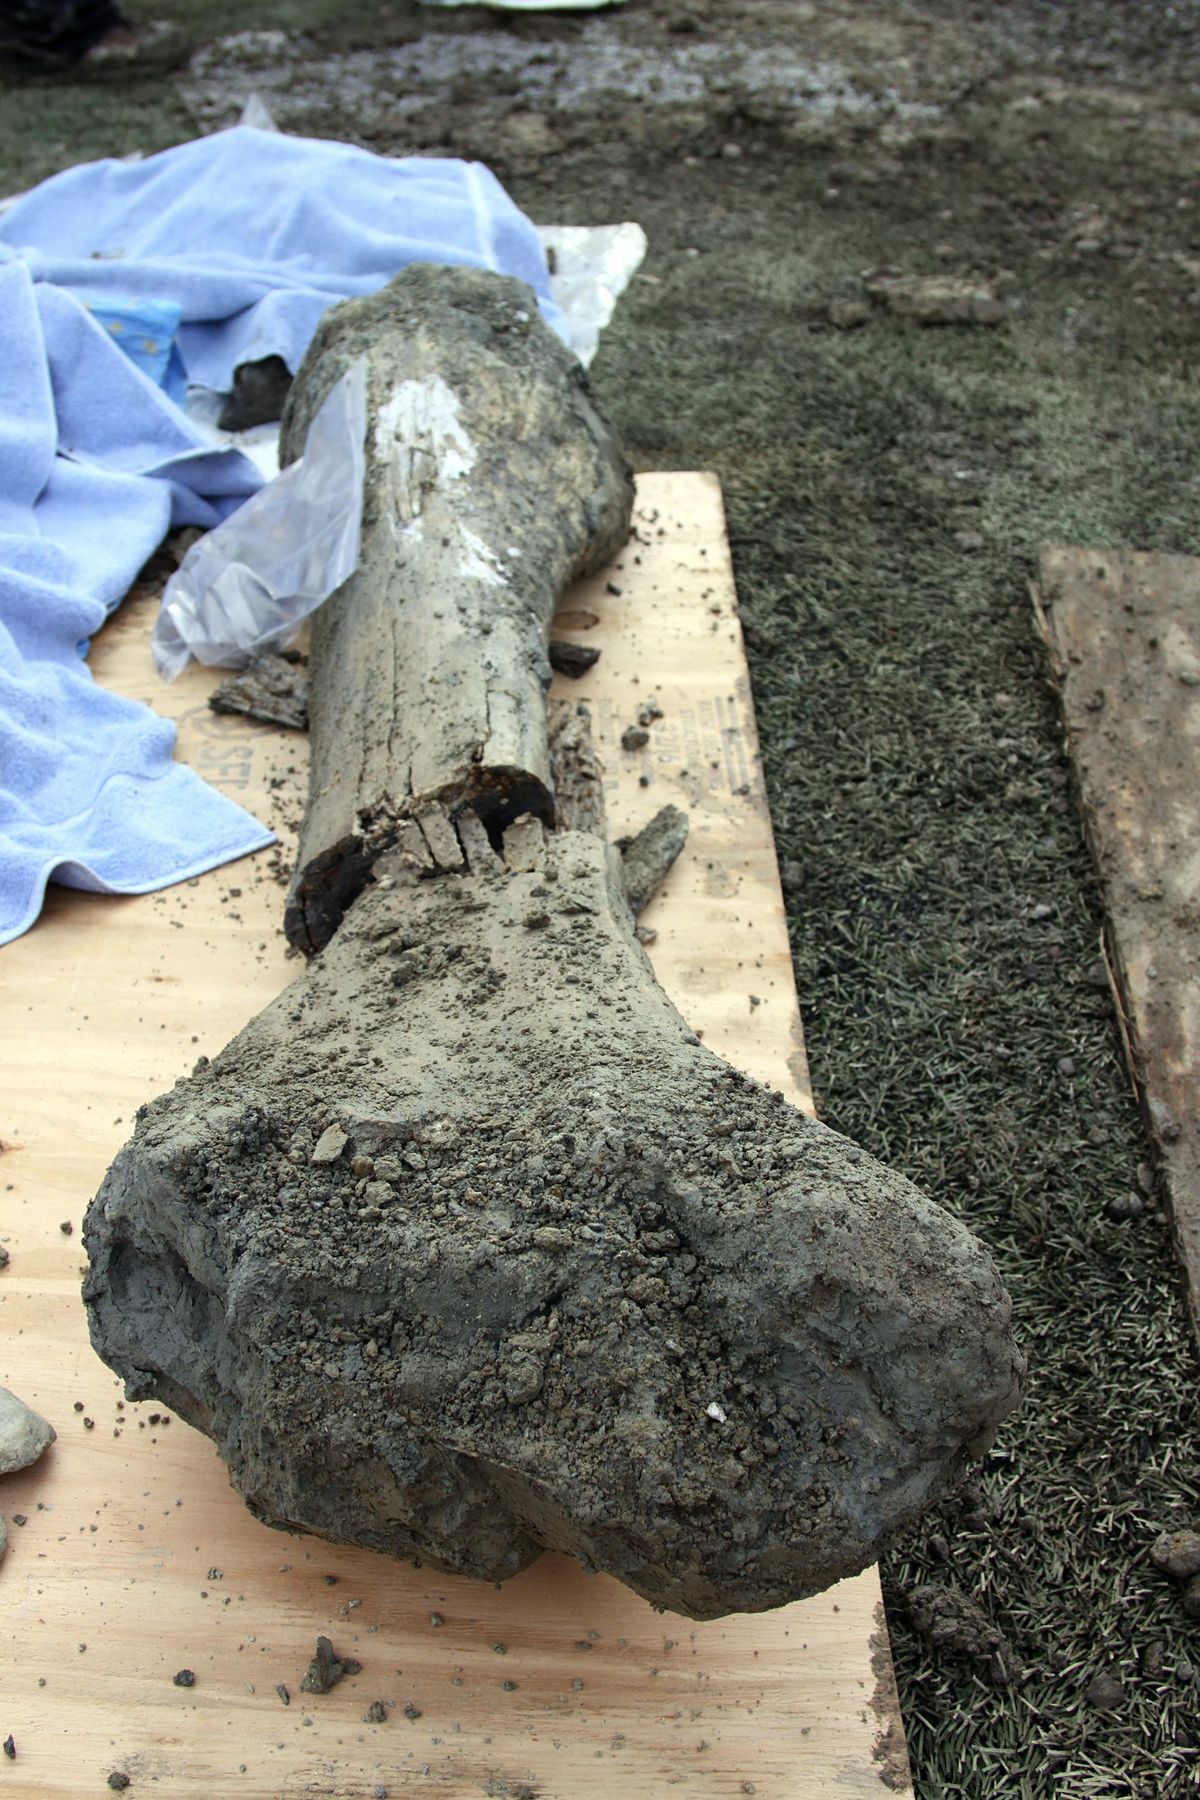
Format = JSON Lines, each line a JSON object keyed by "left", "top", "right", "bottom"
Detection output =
{"left": 0, "top": 256, "right": 271, "bottom": 947}
{"left": 0, "top": 127, "right": 568, "bottom": 390}
{"left": 0, "top": 130, "right": 566, "bottom": 947}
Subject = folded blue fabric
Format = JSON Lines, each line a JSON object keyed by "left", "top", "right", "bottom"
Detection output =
{"left": 0, "top": 129, "right": 566, "bottom": 947}
{"left": 0, "top": 127, "right": 568, "bottom": 390}
{"left": 82, "top": 295, "right": 188, "bottom": 404}
{"left": 0, "top": 258, "right": 270, "bottom": 947}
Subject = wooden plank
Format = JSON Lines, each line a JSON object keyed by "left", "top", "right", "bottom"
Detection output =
{"left": 0, "top": 473, "right": 911, "bottom": 1798}
{"left": 1036, "top": 545, "right": 1200, "bottom": 1341}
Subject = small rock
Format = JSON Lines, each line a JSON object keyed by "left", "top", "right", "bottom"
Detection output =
{"left": 0, "top": 1247, "right": 9, "bottom": 1269}
{"left": 864, "top": 272, "right": 1008, "bottom": 326}
{"left": 1, "top": 1736, "right": 12, "bottom": 1759}
{"left": 108, "top": 1775, "right": 131, "bottom": 1793}
{"left": 1084, "top": 1668, "right": 1124, "bottom": 1711}
{"left": 1184, "top": 1576, "right": 1200, "bottom": 1620}
{"left": 172, "top": 1669, "right": 195, "bottom": 1688}
{"left": 828, "top": 298, "right": 870, "bottom": 330}
{"left": 954, "top": 530, "right": 986, "bottom": 552}
{"left": 0, "top": 1388, "right": 55, "bottom": 1474}
{"left": 1106, "top": 1193, "right": 1143, "bottom": 1221}
{"left": 1150, "top": 1529, "right": 1200, "bottom": 1580}
{"left": 621, "top": 725, "right": 650, "bottom": 752}
{"left": 548, "top": 640, "right": 601, "bottom": 679}
{"left": 1057, "top": 1057, "right": 1076, "bottom": 1076}
{"left": 310, "top": 1126, "right": 348, "bottom": 1167}
{"left": 781, "top": 859, "right": 803, "bottom": 891}
{"left": 363, "top": 1700, "right": 388, "bottom": 1724}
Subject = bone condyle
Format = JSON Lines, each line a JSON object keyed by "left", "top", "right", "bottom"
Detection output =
{"left": 83, "top": 265, "right": 1023, "bottom": 1621}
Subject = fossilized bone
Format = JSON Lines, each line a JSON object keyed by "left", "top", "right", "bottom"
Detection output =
{"left": 84, "top": 267, "right": 1022, "bottom": 1620}
{"left": 278, "top": 265, "right": 633, "bottom": 956}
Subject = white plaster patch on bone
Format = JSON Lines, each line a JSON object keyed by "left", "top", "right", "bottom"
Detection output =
{"left": 457, "top": 524, "right": 507, "bottom": 588}
{"left": 375, "top": 376, "right": 477, "bottom": 532}
{"left": 373, "top": 378, "right": 508, "bottom": 587}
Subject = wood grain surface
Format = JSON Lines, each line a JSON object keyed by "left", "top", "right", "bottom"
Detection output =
{"left": 0, "top": 473, "right": 910, "bottom": 1797}
{"left": 1037, "top": 546, "right": 1200, "bottom": 1344}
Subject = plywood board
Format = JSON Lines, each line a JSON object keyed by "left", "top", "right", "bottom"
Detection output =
{"left": 0, "top": 473, "right": 910, "bottom": 1797}
{"left": 1036, "top": 545, "right": 1200, "bottom": 1341}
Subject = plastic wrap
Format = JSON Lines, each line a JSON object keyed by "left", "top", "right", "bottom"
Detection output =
{"left": 151, "top": 357, "right": 366, "bottom": 679}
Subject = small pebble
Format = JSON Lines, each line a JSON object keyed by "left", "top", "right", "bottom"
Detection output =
{"left": 108, "top": 1775, "right": 131, "bottom": 1792}
{"left": 621, "top": 725, "right": 649, "bottom": 752}
{"left": 1084, "top": 1669, "right": 1124, "bottom": 1711}
{"left": 172, "top": 1670, "right": 195, "bottom": 1688}
{"left": 0, "top": 1388, "right": 56, "bottom": 1474}
{"left": 1150, "top": 1529, "right": 1200, "bottom": 1580}
{"left": 828, "top": 298, "right": 869, "bottom": 330}
{"left": 59, "top": 1220, "right": 73, "bottom": 1236}
{"left": 2, "top": 1736, "right": 13, "bottom": 1760}
{"left": 1106, "top": 1193, "right": 1143, "bottom": 1222}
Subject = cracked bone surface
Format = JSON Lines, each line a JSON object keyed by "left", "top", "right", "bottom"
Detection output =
{"left": 277, "top": 263, "right": 634, "bottom": 956}
{"left": 83, "top": 270, "right": 1023, "bottom": 1620}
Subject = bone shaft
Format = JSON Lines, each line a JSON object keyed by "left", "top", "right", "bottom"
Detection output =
{"left": 278, "top": 266, "right": 633, "bottom": 956}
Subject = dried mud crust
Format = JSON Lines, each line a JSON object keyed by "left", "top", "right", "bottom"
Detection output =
{"left": 84, "top": 823, "right": 1021, "bottom": 1620}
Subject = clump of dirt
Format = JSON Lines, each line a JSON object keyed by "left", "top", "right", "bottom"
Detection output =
{"left": 908, "top": 1581, "right": 1021, "bottom": 1685}
{"left": 299, "top": 1634, "right": 361, "bottom": 1695}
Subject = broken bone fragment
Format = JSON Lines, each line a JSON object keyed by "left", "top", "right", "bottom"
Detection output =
{"left": 83, "top": 266, "right": 1022, "bottom": 1620}
{"left": 209, "top": 653, "right": 309, "bottom": 731}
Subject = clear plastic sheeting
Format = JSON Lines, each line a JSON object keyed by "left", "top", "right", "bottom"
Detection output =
{"left": 152, "top": 357, "right": 367, "bottom": 679}
{"left": 536, "top": 222, "right": 647, "bottom": 368}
